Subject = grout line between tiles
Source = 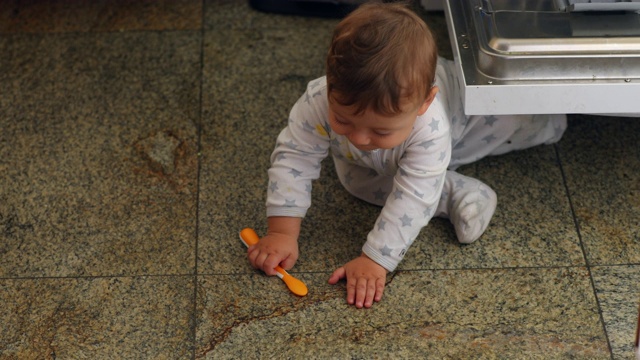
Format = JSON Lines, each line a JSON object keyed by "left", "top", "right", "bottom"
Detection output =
{"left": 0, "top": 263, "right": 633, "bottom": 281}
{"left": 554, "top": 143, "right": 614, "bottom": 358}
{"left": 0, "top": 273, "right": 195, "bottom": 281}
{"left": 0, "top": 29, "right": 202, "bottom": 37}
{"left": 188, "top": 2, "right": 208, "bottom": 358}
{"left": 194, "top": 264, "right": 604, "bottom": 278}
{"left": 190, "top": 1, "right": 206, "bottom": 359}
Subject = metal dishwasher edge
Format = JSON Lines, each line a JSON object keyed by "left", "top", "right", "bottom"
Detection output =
{"left": 444, "top": 0, "right": 640, "bottom": 115}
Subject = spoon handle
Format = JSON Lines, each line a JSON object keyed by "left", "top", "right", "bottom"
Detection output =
{"left": 239, "top": 228, "right": 308, "bottom": 296}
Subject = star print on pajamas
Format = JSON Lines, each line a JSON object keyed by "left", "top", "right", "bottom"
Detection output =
{"left": 302, "top": 121, "right": 315, "bottom": 133}
{"left": 393, "top": 189, "right": 404, "bottom": 200}
{"left": 482, "top": 134, "right": 496, "bottom": 143}
{"left": 399, "top": 214, "right": 413, "bottom": 227}
{"left": 269, "top": 181, "right": 279, "bottom": 192}
{"left": 285, "top": 140, "right": 298, "bottom": 149}
{"left": 484, "top": 115, "right": 498, "bottom": 126}
{"left": 316, "top": 124, "right": 329, "bottom": 137}
{"left": 309, "top": 79, "right": 322, "bottom": 89}
{"left": 289, "top": 168, "right": 302, "bottom": 178}
{"left": 373, "top": 188, "right": 387, "bottom": 201}
{"left": 480, "top": 188, "right": 490, "bottom": 199}
{"left": 429, "top": 118, "right": 440, "bottom": 132}
{"left": 438, "top": 151, "right": 447, "bottom": 162}
{"left": 380, "top": 245, "right": 393, "bottom": 256}
{"left": 418, "top": 140, "right": 436, "bottom": 149}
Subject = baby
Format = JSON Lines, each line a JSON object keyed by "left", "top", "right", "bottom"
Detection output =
{"left": 248, "top": 2, "right": 566, "bottom": 308}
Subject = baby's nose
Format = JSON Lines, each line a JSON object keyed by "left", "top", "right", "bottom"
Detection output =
{"left": 348, "top": 131, "right": 370, "bottom": 145}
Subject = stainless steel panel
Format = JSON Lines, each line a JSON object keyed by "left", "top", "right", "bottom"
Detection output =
{"left": 473, "top": 0, "right": 640, "bottom": 80}
{"left": 444, "top": 0, "right": 640, "bottom": 114}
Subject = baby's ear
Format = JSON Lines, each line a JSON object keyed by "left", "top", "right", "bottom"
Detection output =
{"left": 418, "top": 86, "right": 439, "bottom": 116}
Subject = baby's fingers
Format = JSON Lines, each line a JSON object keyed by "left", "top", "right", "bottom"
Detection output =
{"left": 261, "top": 254, "right": 283, "bottom": 276}
{"left": 328, "top": 267, "right": 346, "bottom": 285}
{"left": 352, "top": 277, "right": 375, "bottom": 309}
{"left": 345, "top": 276, "right": 357, "bottom": 306}
{"left": 355, "top": 277, "right": 385, "bottom": 308}
{"left": 247, "top": 248, "right": 278, "bottom": 276}
{"left": 374, "top": 277, "right": 385, "bottom": 303}
{"left": 357, "top": 277, "right": 381, "bottom": 308}
{"left": 246, "top": 246, "right": 262, "bottom": 269}
{"left": 363, "top": 278, "right": 379, "bottom": 308}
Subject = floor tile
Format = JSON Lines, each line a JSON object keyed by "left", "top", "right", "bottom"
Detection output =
{"left": 399, "top": 143, "right": 586, "bottom": 270}
{"left": 592, "top": 265, "right": 640, "bottom": 359}
{"left": 0, "top": 276, "right": 193, "bottom": 359}
{"left": 0, "top": 32, "right": 201, "bottom": 277}
{"left": 205, "top": 0, "right": 340, "bottom": 31}
{"left": 559, "top": 116, "right": 640, "bottom": 265}
{"left": 196, "top": 268, "right": 608, "bottom": 359}
{"left": 199, "top": 25, "right": 338, "bottom": 275}
{"left": 0, "top": 0, "right": 201, "bottom": 33}
{"left": 204, "top": 1, "right": 452, "bottom": 58}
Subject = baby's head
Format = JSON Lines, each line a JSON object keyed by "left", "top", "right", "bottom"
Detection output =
{"left": 326, "top": 2, "right": 438, "bottom": 117}
{"left": 325, "top": 2, "right": 439, "bottom": 150}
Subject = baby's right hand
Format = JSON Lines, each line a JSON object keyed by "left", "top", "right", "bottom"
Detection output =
{"left": 247, "top": 232, "right": 299, "bottom": 276}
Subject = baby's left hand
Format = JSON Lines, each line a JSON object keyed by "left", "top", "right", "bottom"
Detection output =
{"left": 328, "top": 254, "right": 387, "bottom": 309}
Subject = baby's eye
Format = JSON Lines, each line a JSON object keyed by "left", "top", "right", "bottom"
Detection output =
{"left": 373, "top": 130, "right": 392, "bottom": 136}
{"left": 334, "top": 117, "right": 349, "bottom": 125}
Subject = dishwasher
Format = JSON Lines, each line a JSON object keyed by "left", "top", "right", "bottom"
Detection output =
{"left": 424, "top": 0, "right": 640, "bottom": 115}
{"left": 251, "top": 0, "right": 640, "bottom": 115}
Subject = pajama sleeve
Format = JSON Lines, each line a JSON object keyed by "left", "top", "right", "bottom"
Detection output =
{"left": 362, "top": 112, "right": 451, "bottom": 272}
{"left": 266, "top": 81, "right": 331, "bottom": 218}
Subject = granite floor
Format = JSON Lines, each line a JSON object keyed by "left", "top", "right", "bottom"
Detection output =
{"left": 1, "top": 1, "right": 639, "bottom": 359}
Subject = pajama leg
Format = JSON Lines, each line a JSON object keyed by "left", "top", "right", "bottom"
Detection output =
{"left": 334, "top": 157, "right": 393, "bottom": 207}
{"left": 449, "top": 113, "right": 567, "bottom": 169}
{"left": 435, "top": 170, "right": 497, "bottom": 244}
{"left": 335, "top": 156, "right": 497, "bottom": 244}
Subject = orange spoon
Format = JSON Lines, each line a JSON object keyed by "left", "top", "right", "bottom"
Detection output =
{"left": 239, "top": 228, "right": 308, "bottom": 297}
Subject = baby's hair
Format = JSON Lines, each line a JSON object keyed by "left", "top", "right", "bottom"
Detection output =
{"left": 326, "top": 1, "right": 438, "bottom": 116}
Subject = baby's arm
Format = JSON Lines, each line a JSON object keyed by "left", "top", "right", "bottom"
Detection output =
{"left": 247, "top": 216, "right": 301, "bottom": 276}
{"left": 329, "top": 254, "right": 387, "bottom": 308}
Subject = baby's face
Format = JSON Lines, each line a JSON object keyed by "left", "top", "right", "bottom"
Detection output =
{"left": 328, "top": 98, "right": 430, "bottom": 151}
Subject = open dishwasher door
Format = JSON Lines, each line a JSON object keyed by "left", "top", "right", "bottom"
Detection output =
{"left": 443, "top": 0, "right": 640, "bottom": 115}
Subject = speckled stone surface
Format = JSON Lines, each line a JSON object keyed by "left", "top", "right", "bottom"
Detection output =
{"left": 196, "top": 269, "right": 608, "bottom": 359}
{"left": 1, "top": 0, "right": 639, "bottom": 358}
{"left": 0, "top": 276, "right": 193, "bottom": 359}
{"left": 0, "top": 0, "right": 201, "bottom": 33}
{"left": 559, "top": 115, "right": 640, "bottom": 265}
{"left": 592, "top": 266, "right": 640, "bottom": 359}
{"left": 0, "top": 32, "right": 200, "bottom": 277}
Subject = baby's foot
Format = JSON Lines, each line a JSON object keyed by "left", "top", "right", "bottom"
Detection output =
{"left": 436, "top": 171, "right": 497, "bottom": 244}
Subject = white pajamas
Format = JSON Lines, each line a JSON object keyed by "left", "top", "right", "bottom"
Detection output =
{"left": 266, "top": 57, "right": 567, "bottom": 272}
{"left": 435, "top": 58, "right": 567, "bottom": 169}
